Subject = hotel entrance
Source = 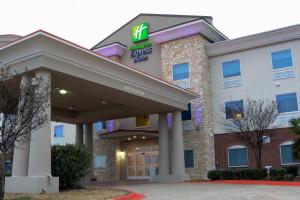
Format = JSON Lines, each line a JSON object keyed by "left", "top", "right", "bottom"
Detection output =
{"left": 126, "top": 139, "right": 159, "bottom": 180}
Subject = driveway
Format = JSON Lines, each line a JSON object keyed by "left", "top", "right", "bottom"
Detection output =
{"left": 116, "top": 182, "right": 300, "bottom": 200}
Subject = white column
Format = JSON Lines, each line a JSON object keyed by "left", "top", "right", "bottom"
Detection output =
{"left": 171, "top": 111, "right": 185, "bottom": 178}
{"left": 75, "top": 123, "right": 84, "bottom": 145}
{"left": 85, "top": 122, "right": 94, "bottom": 175}
{"left": 28, "top": 71, "right": 51, "bottom": 176}
{"left": 12, "top": 75, "right": 31, "bottom": 176}
{"left": 158, "top": 113, "right": 169, "bottom": 176}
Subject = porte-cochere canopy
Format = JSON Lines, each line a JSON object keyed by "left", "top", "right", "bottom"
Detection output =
{"left": 0, "top": 30, "right": 197, "bottom": 193}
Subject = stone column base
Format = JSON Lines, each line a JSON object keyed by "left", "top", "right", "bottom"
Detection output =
{"left": 151, "top": 174, "right": 190, "bottom": 182}
{"left": 5, "top": 176, "right": 59, "bottom": 193}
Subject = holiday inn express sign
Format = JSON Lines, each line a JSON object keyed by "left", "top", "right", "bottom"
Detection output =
{"left": 129, "top": 22, "right": 152, "bottom": 63}
{"left": 131, "top": 22, "right": 149, "bottom": 43}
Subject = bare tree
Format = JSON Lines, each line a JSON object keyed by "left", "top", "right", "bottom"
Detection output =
{"left": 224, "top": 99, "right": 278, "bottom": 169}
{"left": 0, "top": 67, "right": 50, "bottom": 200}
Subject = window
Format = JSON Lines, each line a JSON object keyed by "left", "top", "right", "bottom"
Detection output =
{"left": 280, "top": 141, "right": 299, "bottom": 165}
{"left": 94, "top": 155, "right": 107, "bottom": 170}
{"left": 5, "top": 161, "right": 12, "bottom": 174}
{"left": 272, "top": 49, "right": 293, "bottom": 69}
{"left": 222, "top": 60, "right": 241, "bottom": 78}
{"left": 94, "top": 121, "right": 106, "bottom": 132}
{"left": 276, "top": 93, "right": 298, "bottom": 113}
{"left": 136, "top": 115, "right": 150, "bottom": 127}
{"left": 228, "top": 145, "right": 248, "bottom": 167}
{"left": 225, "top": 100, "right": 243, "bottom": 119}
{"left": 181, "top": 103, "right": 192, "bottom": 121}
{"left": 173, "top": 63, "right": 189, "bottom": 80}
{"left": 54, "top": 125, "right": 64, "bottom": 138}
{"left": 184, "top": 150, "right": 194, "bottom": 168}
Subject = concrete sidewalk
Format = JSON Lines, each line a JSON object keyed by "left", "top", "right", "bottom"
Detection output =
{"left": 116, "top": 182, "right": 300, "bottom": 200}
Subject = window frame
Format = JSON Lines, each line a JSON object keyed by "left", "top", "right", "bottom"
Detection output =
{"left": 276, "top": 92, "right": 299, "bottom": 114}
{"left": 172, "top": 62, "right": 190, "bottom": 81}
{"left": 94, "top": 155, "right": 107, "bottom": 171}
{"left": 271, "top": 49, "right": 293, "bottom": 70}
{"left": 222, "top": 59, "right": 241, "bottom": 79}
{"left": 227, "top": 145, "right": 249, "bottom": 168}
{"left": 224, "top": 100, "right": 244, "bottom": 120}
{"left": 280, "top": 141, "right": 300, "bottom": 165}
{"left": 184, "top": 149, "right": 194, "bottom": 168}
{"left": 135, "top": 115, "right": 150, "bottom": 128}
{"left": 54, "top": 125, "right": 64, "bottom": 138}
{"left": 181, "top": 103, "right": 192, "bottom": 121}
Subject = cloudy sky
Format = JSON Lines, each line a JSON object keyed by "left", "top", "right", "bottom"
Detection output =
{"left": 1, "top": 0, "right": 300, "bottom": 48}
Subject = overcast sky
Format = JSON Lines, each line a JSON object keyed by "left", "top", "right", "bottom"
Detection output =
{"left": 1, "top": 0, "right": 300, "bottom": 48}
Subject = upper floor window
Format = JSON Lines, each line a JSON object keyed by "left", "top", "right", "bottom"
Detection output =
{"left": 184, "top": 150, "right": 194, "bottom": 168}
{"left": 225, "top": 100, "right": 244, "bottom": 119}
{"left": 222, "top": 60, "right": 241, "bottom": 78}
{"left": 136, "top": 115, "right": 150, "bottom": 128}
{"left": 280, "top": 141, "right": 299, "bottom": 165}
{"left": 94, "top": 121, "right": 107, "bottom": 132}
{"left": 181, "top": 103, "right": 192, "bottom": 121}
{"left": 228, "top": 145, "right": 248, "bottom": 167}
{"left": 173, "top": 63, "right": 189, "bottom": 80}
{"left": 276, "top": 93, "right": 298, "bottom": 113}
{"left": 54, "top": 125, "right": 64, "bottom": 138}
{"left": 271, "top": 49, "right": 293, "bottom": 69}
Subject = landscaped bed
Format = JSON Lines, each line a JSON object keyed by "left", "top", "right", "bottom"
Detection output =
{"left": 4, "top": 189, "right": 127, "bottom": 200}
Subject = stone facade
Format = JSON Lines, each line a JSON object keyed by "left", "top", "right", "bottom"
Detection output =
{"left": 160, "top": 34, "right": 215, "bottom": 179}
{"left": 93, "top": 138, "right": 121, "bottom": 181}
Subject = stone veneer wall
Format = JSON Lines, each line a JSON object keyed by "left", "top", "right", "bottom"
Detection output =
{"left": 160, "top": 34, "right": 215, "bottom": 179}
{"left": 93, "top": 138, "right": 121, "bottom": 181}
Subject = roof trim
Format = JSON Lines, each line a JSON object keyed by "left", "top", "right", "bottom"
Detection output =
{"left": 206, "top": 23, "right": 300, "bottom": 57}
{"left": 91, "top": 13, "right": 213, "bottom": 50}
{"left": 150, "top": 19, "right": 227, "bottom": 43}
{"left": 93, "top": 42, "right": 127, "bottom": 57}
{"left": 0, "top": 29, "right": 198, "bottom": 98}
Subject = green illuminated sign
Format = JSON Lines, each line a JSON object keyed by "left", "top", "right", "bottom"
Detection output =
{"left": 131, "top": 22, "right": 149, "bottom": 43}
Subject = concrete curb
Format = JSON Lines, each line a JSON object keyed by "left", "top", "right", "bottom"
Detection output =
{"left": 114, "top": 192, "right": 145, "bottom": 200}
{"left": 191, "top": 180, "right": 300, "bottom": 187}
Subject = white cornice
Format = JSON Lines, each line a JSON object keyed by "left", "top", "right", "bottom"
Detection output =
{"left": 149, "top": 19, "right": 227, "bottom": 44}
{"left": 206, "top": 23, "right": 300, "bottom": 57}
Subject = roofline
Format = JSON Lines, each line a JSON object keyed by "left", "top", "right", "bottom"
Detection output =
{"left": 91, "top": 13, "right": 213, "bottom": 50}
{"left": 149, "top": 19, "right": 228, "bottom": 42}
{"left": 207, "top": 23, "right": 300, "bottom": 57}
{"left": 0, "top": 29, "right": 198, "bottom": 98}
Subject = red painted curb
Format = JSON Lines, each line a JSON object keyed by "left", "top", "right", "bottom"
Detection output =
{"left": 114, "top": 192, "right": 145, "bottom": 200}
{"left": 192, "top": 180, "right": 300, "bottom": 187}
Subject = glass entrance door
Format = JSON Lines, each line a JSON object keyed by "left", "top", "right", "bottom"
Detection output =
{"left": 127, "top": 142, "right": 158, "bottom": 179}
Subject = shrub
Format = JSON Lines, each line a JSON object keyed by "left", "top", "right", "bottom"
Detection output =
{"left": 220, "top": 170, "right": 234, "bottom": 180}
{"left": 284, "top": 174, "right": 294, "bottom": 181}
{"left": 284, "top": 165, "right": 299, "bottom": 177}
{"left": 233, "top": 170, "right": 245, "bottom": 180}
{"left": 52, "top": 144, "right": 91, "bottom": 189}
{"left": 270, "top": 168, "right": 287, "bottom": 181}
{"left": 207, "top": 170, "right": 220, "bottom": 180}
{"left": 242, "top": 169, "right": 267, "bottom": 180}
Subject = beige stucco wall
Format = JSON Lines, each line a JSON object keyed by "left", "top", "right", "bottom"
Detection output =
{"left": 210, "top": 39, "right": 300, "bottom": 134}
{"left": 160, "top": 34, "right": 215, "bottom": 179}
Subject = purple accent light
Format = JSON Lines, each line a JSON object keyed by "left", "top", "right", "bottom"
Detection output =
{"left": 150, "top": 20, "right": 203, "bottom": 44}
{"left": 107, "top": 120, "right": 114, "bottom": 132}
{"left": 194, "top": 106, "right": 202, "bottom": 124}
{"left": 94, "top": 43, "right": 126, "bottom": 57}
{"left": 167, "top": 113, "right": 172, "bottom": 128}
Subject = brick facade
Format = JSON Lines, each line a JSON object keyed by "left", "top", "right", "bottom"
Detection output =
{"left": 160, "top": 34, "right": 215, "bottom": 179}
{"left": 215, "top": 128, "right": 299, "bottom": 169}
